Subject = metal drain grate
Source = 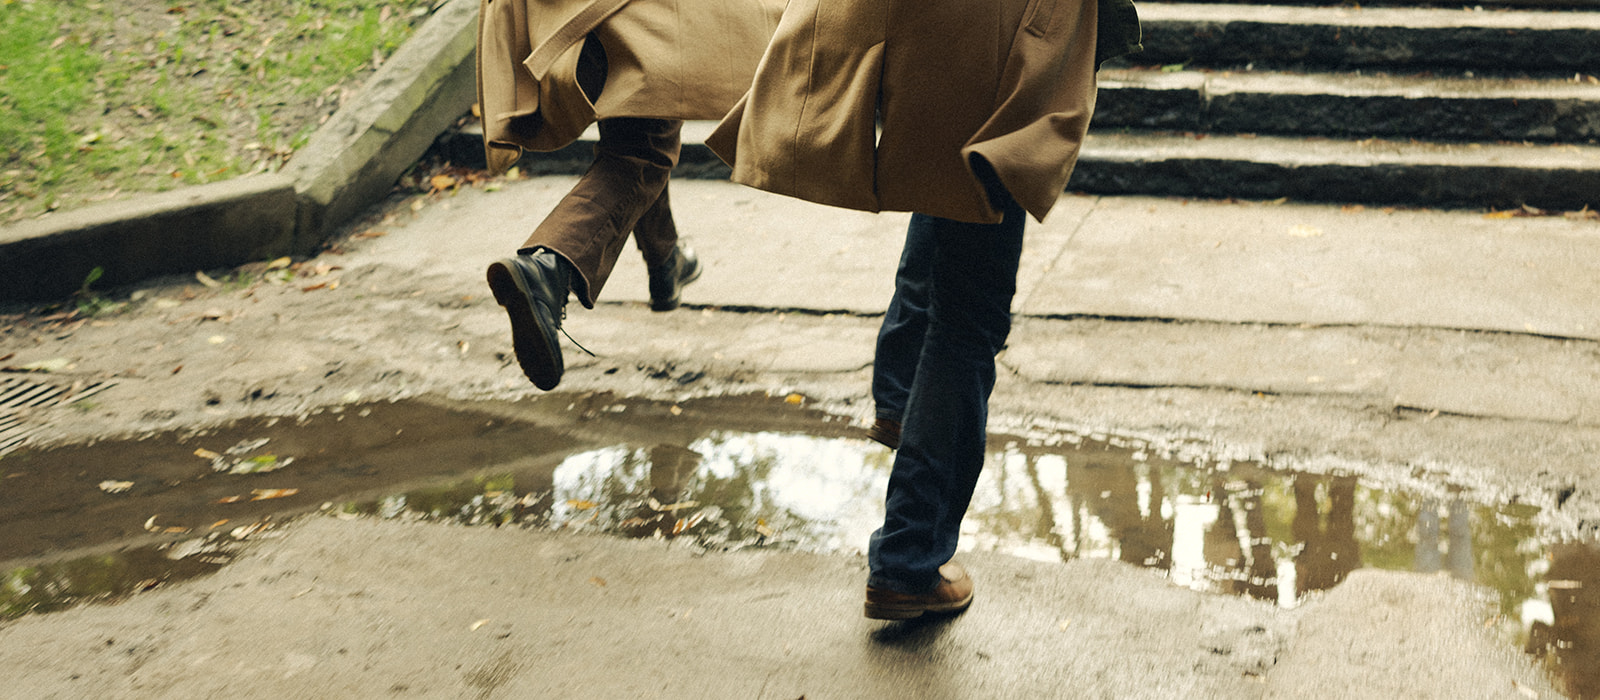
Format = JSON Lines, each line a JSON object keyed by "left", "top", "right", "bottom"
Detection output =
{"left": 0, "top": 376, "right": 115, "bottom": 456}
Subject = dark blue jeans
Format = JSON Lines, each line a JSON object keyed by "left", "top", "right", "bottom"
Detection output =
{"left": 867, "top": 198, "right": 1026, "bottom": 593}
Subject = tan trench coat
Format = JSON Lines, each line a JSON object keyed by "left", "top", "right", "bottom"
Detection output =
{"left": 476, "top": 0, "right": 784, "bottom": 173}
{"left": 707, "top": 0, "right": 1142, "bottom": 224}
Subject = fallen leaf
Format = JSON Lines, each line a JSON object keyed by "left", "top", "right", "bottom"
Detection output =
{"left": 353, "top": 231, "right": 387, "bottom": 239}
{"left": 1483, "top": 210, "right": 1517, "bottom": 220}
{"left": 301, "top": 281, "right": 330, "bottom": 292}
{"left": 470, "top": 619, "right": 491, "bottom": 631}
{"left": 588, "top": 577, "right": 607, "bottom": 588}
{"left": 99, "top": 480, "right": 134, "bottom": 493}
{"left": 216, "top": 495, "right": 244, "bottom": 504}
{"left": 249, "top": 488, "right": 299, "bottom": 501}
{"left": 231, "top": 521, "right": 270, "bottom": 539}
{"left": 669, "top": 405, "right": 683, "bottom": 416}
{"left": 195, "top": 271, "right": 221, "bottom": 288}
{"left": 648, "top": 498, "right": 699, "bottom": 512}
{"left": 10, "top": 357, "right": 71, "bottom": 373}
{"left": 229, "top": 454, "right": 291, "bottom": 474}
{"left": 265, "top": 257, "right": 292, "bottom": 270}
{"left": 429, "top": 174, "right": 458, "bottom": 191}
{"left": 227, "top": 438, "right": 270, "bottom": 455}
{"left": 566, "top": 499, "right": 598, "bottom": 510}
{"left": 194, "top": 448, "right": 223, "bottom": 460}
{"left": 209, "top": 519, "right": 231, "bottom": 530}
{"left": 784, "top": 393, "right": 804, "bottom": 405}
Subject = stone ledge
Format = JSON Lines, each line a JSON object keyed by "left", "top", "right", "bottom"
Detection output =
{"left": 0, "top": 175, "right": 297, "bottom": 301}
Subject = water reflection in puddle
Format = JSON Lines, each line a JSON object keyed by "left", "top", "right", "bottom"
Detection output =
{"left": 349, "top": 422, "right": 1595, "bottom": 697}
{"left": 1, "top": 394, "right": 1594, "bottom": 696}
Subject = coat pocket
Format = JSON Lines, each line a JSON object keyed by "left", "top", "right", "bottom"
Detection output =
{"left": 1022, "top": 0, "right": 1057, "bottom": 37}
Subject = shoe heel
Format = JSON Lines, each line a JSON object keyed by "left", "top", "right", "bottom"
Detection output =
{"left": 863, "top": 603, "right": 923, "bottom": 620}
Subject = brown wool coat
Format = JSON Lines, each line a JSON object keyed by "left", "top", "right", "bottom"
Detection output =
{"left": 476, "top": 0, "right": 785, "bottom": 173}
{"left": 707, "top": 0, "right": 1142, "bottom": 224}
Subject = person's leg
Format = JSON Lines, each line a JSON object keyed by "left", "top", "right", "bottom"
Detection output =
{"left": 866, "top": 196, "right": 1026, "bottom": 597}
{"left": 631, "top": 180, "right": 703, "bottom": 311}
{"left": 488, "top": 115, "right": 682, "bottom": 390}
{"left": 519, "top": 117, "right": 683, "bottom": 308}
{"left": 868, "top": 215, "right": 935, "bottom": 448}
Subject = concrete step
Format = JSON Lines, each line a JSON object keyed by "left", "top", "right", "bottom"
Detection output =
{"left": 431, "top": 122, "right": 1600, "bottom": 209}
{"left": 1069, "top": 130, "right": 1600, "bottom": 209}
{"left": 1132, "top": 3, "right": 1600, "bottom": 73}
{"left": 1094, "top": 68, "right": 1600, "bottom": 142}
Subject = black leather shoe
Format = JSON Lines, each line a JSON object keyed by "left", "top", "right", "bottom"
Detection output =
{"left": 866, "top": 418, "right": 901, "bottom": 450}
{"left": 647, "top": 244, "right": 702, "bottom": 312}
{"left": 486, "top": 252, "right": 571, "bottom": 390}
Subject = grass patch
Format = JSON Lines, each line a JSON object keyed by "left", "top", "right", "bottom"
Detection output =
{"left": 0, "top": 0, "right": 438, "bottom": 221}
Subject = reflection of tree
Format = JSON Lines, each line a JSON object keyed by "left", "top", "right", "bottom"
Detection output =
{"left": 1469, "top": 501, "right": 1541, "bottom": 619}
{"left": 1204, "top": 477, "right": 1276, "bottom": 601}
{"left": 1529, "top": 542, "right": 1600, "bottom": 700}
{"left": 1293, "top": 476, "right": 1361, "bottom": 596}
{"left": 1067, "top": 458, "right": 1173, "bottom": 570}
{"left": 1413, "top": 498, "right": 1473, "bottom": 581}
{"left": 553, "top": 438, "right": 802, "bottom": 548}
{"left": 1021, "top": 454, "right": 1066, "bottom": 559}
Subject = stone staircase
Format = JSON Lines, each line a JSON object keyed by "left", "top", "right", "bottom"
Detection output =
{"left": 1075, "top": 0, "right": 1600, "bottom": 209}
{"left": 434, "top": 0, "right": 1600, "bottom": 210}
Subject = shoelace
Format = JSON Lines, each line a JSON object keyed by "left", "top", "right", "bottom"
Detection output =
{"left": 555, "top": 307, "right": 596, "bottom": 357}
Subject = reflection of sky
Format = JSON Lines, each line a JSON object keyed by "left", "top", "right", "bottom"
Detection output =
{"left": 689, "top": 432, "right": 888, "bottom": 554}
{"left": 1171, "top": 497, "right": 1218, "bottom": 589}
{"left": 550, "top": 433, "right": 889, "bottom": 554}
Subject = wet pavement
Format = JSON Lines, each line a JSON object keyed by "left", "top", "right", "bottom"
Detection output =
{"left": 5, "top": 392, "right": 1595, "bottom": 695}
{"left": 2, "top": 174, "right": 1598, "bottom": 696}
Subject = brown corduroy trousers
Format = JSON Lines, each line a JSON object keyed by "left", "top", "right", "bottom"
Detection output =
{"left": 518, "top": 117, "right": 683, "bottom": 309}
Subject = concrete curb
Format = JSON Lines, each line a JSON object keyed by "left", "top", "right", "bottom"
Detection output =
{"left": 0, "top": 0, "right": 479, "bottom": 302}
{"left": 0, "top": 175, "right": 297, "bottom": 300}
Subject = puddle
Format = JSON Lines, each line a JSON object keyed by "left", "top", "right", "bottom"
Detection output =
{"left": 1, "top": 393, "right": 1594, "bottom": 696}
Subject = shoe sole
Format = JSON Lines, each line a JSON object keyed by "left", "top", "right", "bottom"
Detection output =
{"left": 650, "top": 261, "right": 703, "bottom": 312}
{"left": 863, "top": 593, "right": 973, "bottom": 620}
{"left": 487, "top": 260, "right": 562, "bottom": 391}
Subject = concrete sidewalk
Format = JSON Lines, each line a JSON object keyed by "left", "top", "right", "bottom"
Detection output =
{"left": 393, "top": 175, "right": 1600, "bottom": 427}
{"left": 2, "top": 177, "right": 1596, "bottom": 698}
{"left": 0, "top": 517, "right": 1558, "bottom": 699}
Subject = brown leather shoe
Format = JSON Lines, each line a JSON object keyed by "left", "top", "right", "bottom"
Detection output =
{"left": 866, "top": 417, "right": 901, "bottom": 450}
{"left": 864, "top": 561, "right": 974, "bottom": 620}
